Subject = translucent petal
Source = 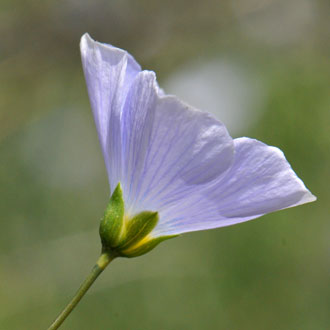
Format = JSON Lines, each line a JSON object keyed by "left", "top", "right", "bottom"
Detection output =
{"left": 153, "top": 137, "right": 316, "bottom": 236}
{"left": 80, "top": 33, "right": 140, "bottom": 190}
{"left": 119, "top": 71, "right": 235, "bottom": 216}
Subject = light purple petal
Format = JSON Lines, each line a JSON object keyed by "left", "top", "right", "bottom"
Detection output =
{"left": 80, "top": 33, "right": 140, "bottom": 190}
{"left": 153, "top": 137, "right": 316, "bottom": 236}
{"left": 211, "top": 138, "right": 316, "bottom": 217}
{"left": 118, "top": 71, "right": 234, "bottom": 216}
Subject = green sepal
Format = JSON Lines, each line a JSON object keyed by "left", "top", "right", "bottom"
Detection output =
{"left": 99, "top": 183, "right": 124, "bottom": 248}
{"left": 117, "top": 211, "right": 159, "bottom": 250}
{"left": 99, "top": 182, "right": 179, "bottom": 258}
{"left": 120, "top": 234, "right": 178, "bottom": 258}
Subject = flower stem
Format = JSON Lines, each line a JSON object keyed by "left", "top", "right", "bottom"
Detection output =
{"left": 47, "top": 252, "right": 115, "bottom": 330}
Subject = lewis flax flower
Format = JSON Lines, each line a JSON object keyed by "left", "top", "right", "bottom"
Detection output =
{"left": 46, "top": 34, "right": 316, "bottom": 330}
{"left": 80, "top": 33, "right": 315, "bottom": 258}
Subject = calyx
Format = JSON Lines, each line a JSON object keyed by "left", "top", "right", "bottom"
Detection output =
{"left": 99, "top": 183, "right": 176, "bottom": 258}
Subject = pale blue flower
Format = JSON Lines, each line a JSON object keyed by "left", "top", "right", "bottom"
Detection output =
{"left": 80, "top": 33, "right": 315, "bottom": 242}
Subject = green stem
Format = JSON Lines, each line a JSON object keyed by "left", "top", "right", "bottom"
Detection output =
{"left": 47, "top": 252, "right": 115, "bottom": 330}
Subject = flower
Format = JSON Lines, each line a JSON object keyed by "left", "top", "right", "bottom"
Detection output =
{"left": 80, "top": 33, "right": 316, "bottom": 257}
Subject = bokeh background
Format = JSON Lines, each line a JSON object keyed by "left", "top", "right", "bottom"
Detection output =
{"left": 0, "top": 1, "right": 329, "bottom": 329}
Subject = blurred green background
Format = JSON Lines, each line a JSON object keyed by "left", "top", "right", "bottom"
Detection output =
{"left": 0, "top": 1, "right": 329, "bottom": 329}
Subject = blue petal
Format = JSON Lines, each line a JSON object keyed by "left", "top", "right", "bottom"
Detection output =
{"left": 153, "top": 137, "right": 316, "bottom": 236}
{"left": 119, "top": 71, "right": 235, "bottom": 217}
{"left": 80, "top": 33, "right": 141, "bottom": 191}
